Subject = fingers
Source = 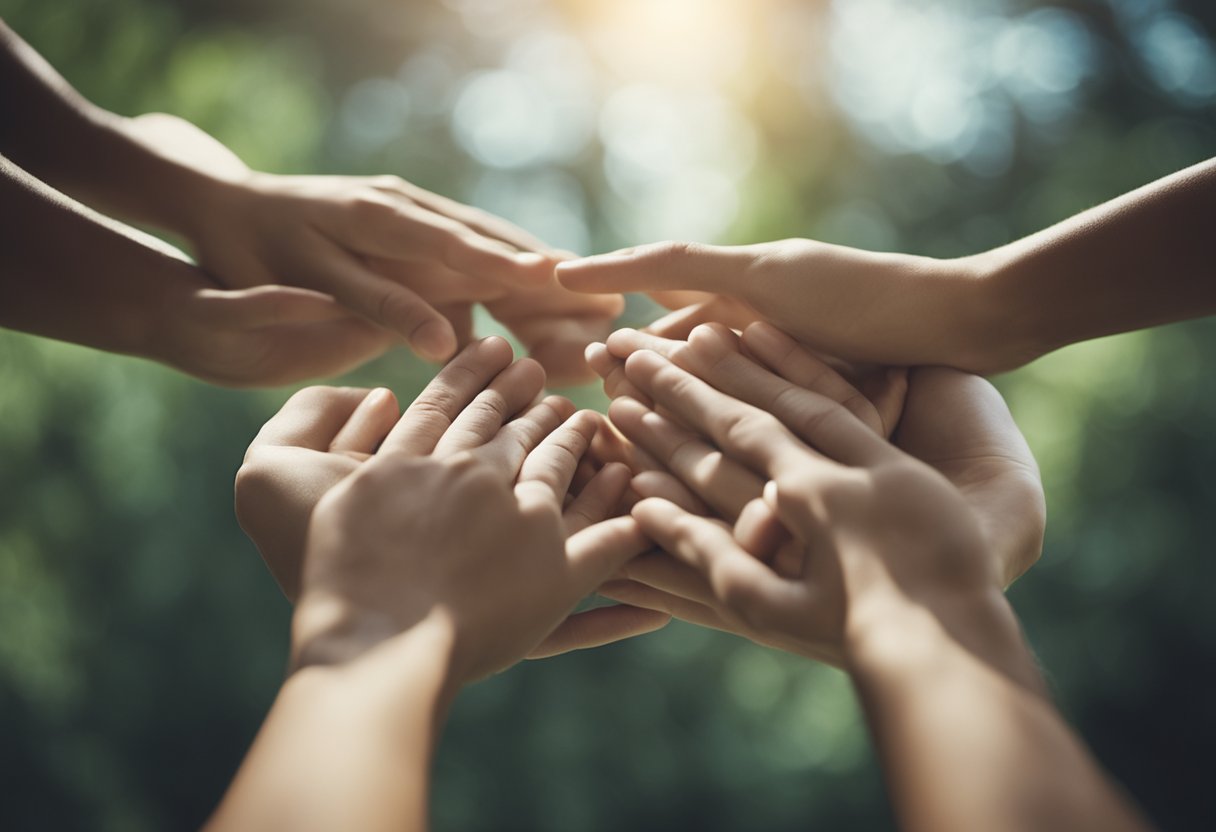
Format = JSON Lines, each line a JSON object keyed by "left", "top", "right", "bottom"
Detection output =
{"left": 337, "top": 190, "right": 554, "bottom": 289}
{"left": 195, "top": 285, "right": 355, "bottom": 328}
{"left": 739, "top": 322, "right": 887, "bottom": 436}
{"left": 515, "top": 410, "right": 600, "bottom": 499}
{"left": 631, "top": 498, "right": 805, "bottom": 629}
{"left": 621, "top": 349, "right": 819, "bottom": 478}
{"left": 248, "top": 387, "right": 377, "bottom": 453}
{"left": 644, "top": 296, "right": 759, "bottom": 339}
{"left": 629, "top": 470, "right": 710, "bottom": 515}
{"left": 297, "top": 234, "right": 459, "bottom": 361}
{"left": 564, "top": 515, "right": 653, "bottom": 591}
{"left": 563, "top": 462, "right": 632, "bottom": 534}
{"left": 373, "top": 176, "right": 562, "bottom": 261}
{"left": 586, "top": 342, "right": 649, "bottom": 404}
{"left": 608, "top": 397, "right": 765, "bottom": 522}
{"left": 556, "top": 241, "right": 759, "bottom": 295}
{"left": 328, "top": 387, "right": 400, "bottom": 455}
{"left": 432, "top": 358, "right": 546, "bottom": 457}
{"left": 474, "top": 396, "right": 576, "bottom": 479}
{"left": 379, "top": 337, "right": 515, "bottom": 456}
{"left": 526, "top": 605, "right": 670, "bottom": 659}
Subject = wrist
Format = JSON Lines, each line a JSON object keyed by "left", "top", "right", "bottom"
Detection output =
{"left": 844, "top": 587, "right": 1044, "bottom": 695}
{"left": 291, "top": 600, "right": 465, "bottom": 705}
{"left": 954, "top": 247, "right": 1052, "bottom": 373}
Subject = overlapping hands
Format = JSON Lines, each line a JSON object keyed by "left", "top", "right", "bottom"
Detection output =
{"left": 236, "top": 266, "right": 1045, "bottom": 681}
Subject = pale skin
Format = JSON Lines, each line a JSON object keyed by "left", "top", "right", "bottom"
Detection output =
{"left": 233, "top": 336, "right": 670, "bottom": 652}
{"left": 215, "top": 339, "right": 1146, "bottom": 831}
{"left": 555, "top": 157, "right": 1216, "bottom": 374}
{"left": 611, "top": 348, "right": 1151, "bottom": 832}
{"left": 0, "top": 21, "right": 621, "bottom": 384}
{"left": 581, "top": 323, "right": 1044, "bottom": 665}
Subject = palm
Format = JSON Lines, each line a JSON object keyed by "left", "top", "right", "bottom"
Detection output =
{"left": 893, "top": 368, "right": 1045, "bottom": 586}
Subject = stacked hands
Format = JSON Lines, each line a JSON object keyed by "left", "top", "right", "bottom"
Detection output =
{"left": 235, "top": 315, "right": 1046, "bottom": 689}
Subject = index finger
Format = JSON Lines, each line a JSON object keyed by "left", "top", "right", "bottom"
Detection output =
{"left": 556, "top": 241, "right": 760, "bottom": 296}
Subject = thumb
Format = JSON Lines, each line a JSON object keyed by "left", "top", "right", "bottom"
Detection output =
{"left": 556, "top": 241, "right": 755, "bottom": 296}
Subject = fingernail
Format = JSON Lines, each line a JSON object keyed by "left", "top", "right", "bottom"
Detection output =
{"left": 411, "top": 321, "right": 456, "bottom": 362}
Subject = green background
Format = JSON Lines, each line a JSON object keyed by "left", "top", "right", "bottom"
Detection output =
{"left": 1, "top": 0, "right": 1214, "bottom": 829}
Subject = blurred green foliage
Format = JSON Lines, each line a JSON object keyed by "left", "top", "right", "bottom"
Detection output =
{"left": 1, "top": 0, "right": 1214, "bottom": 829}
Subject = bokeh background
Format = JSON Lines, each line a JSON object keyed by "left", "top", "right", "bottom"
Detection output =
{"left": 2, "top": 0, "right": 1215, "bottom": 829}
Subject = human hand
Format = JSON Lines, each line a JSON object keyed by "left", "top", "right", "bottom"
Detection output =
{"left": 236, "top": 337, "right": 561, "bottom": 599}
{"left": 171, "top": 164, "right": 621, "bottom": 380}
{"left": 292, "top": 441, "right": 652, "bottom": 686}
{"left": 557, "top": 239, "right": 999, "bottom": 372}
{"left": 598, "top": 327, "right": 1044, "bottom": 664}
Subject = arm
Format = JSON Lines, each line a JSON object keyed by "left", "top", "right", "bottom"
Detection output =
{"left": 614, "top": 347, "right": 1151, "bottom": 830}
{"left": 848, "top": 595, "right": 1147, "bottom": 832}
{"left": 556, "top": 158, "right": 1216, "bottom": 374}
{"left": 0, "top": 20, "right": 622, "bottom": 376}
{"left": 0, "top": 154, "right": 394, "bottom": 385}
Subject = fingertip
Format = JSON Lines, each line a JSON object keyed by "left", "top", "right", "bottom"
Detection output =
{"left": 410, "top": 319, "right": 458, "bottom": 363}
{"left": 476, "top": 334, "right": 516, "bottom": 362}
{"left": 604, "top": 328, "right": 639, "bottom": 357}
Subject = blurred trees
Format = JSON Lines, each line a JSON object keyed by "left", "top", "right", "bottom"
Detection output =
{"left": 0, "top": 0, "right": 1213, "bottom": 829}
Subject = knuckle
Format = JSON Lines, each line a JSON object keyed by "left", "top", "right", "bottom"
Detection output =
{"left": 347, "top": 193, "right": 396, "bottom": 223}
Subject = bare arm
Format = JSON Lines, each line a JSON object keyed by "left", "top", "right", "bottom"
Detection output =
{"left": 556, "top": 158, "right": 1216, "bottom": 374}
{"left": 847, "top": 596, "right": 1148, "bottom": 832}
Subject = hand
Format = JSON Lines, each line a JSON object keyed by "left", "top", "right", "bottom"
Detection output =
{"left": 237, "top": 337, "right": 561, "bottom": 599}
{"left": 153, "top": 283, "right": 399, "bottom": 387}
{"left": 172, "top": 159, "right": 622, "bottom": 379}
{"left": 556, "top": 239, "right": 994, "bottom": 371}
{"left": 293, "top": 444, "right": 652, "bottom": 686}
{"left": 598, "top": 327, "right": 1044, "bottom": 665}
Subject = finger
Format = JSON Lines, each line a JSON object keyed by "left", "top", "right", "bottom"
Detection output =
{"left": 631, "top": 498, "right": 805, "bottom": 628}
{"left": 380, "top": 336, "right": 515, "bottom": 456}
{"left": 588, "top": 414, "right": 664, "bottom": 474}
{"left": 616, "top": 549, "right": 717, "bottom": 607}
{"left": 646, "top": 289, "right": 716, "bottom": 310}
{"left": 588, "top": 342, "right": 649, "bottom": 404}
{"left": 516, "top": 410, "right": 600, "bottom": 499}
{"left": 622, "top": 349, "right": 845, "bottom": 478}
{"left": 605, "top": 327, "right": 686, "bottom": 362}
{"left": 526, "top": 605, "right": 670, "bottom": 659}
{"left": 437, "top": 302, "right": 477, "bottom": 351}
{"left": 247, "top": 387, "right": 374, "bottom": 453}
{"left": 194, "top": 285, "right": 355, "bottom": 328}
{"left": 739, "top": 322, "right": 887, "bottom": 437}
{"left": 733, "top": 497, "right": 790, "bottom": 562}
{"left": 473, "top": 396, "right": 576, "bottom": 479}
{"left": 340, "top": 191, "right": 554, "bottom": 288}
{"left": 563, "top": 462, "right": 632, "bottom": 534}
{"left": 597, "top": 580, "right": 732, "bottom": 631}
{"left": 629, "top": 470, "right": 709, "bottom": 515}
{"left": 556, "top": 241, "right": 760, "bottom": 295}
{"left": 644, "top": 296, "right": 759, "bottom": 339}
{"left": 609, "top": 397, "right": 764, "bottom": 522}
{"left": 297, "top": 235, "right": 459, "bottom": 361}
{"left": 564, "top": 515, "right": 653, "bottom": 591}
{"left": 433, "top": 358, "right": 547, "bottom": 457}
{"left": 326, "top": 387, "right": 400, "bottom": 454}
{"left": 374, "top": 176, "right": 563, "bottom": 258}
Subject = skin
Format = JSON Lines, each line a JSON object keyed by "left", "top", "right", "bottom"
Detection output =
{"left": 0, "top": 21, "right": 621, "bottom": 383}
{"left": 209, "top": 444, "right": 655, "bottom": 832}
{"left": 555, "top": 157, "right": 1216, "bottom": 374}
{"left": 582, "top": 323, "right": 1044, "bottom": 662}
{"left": 233, "top": 337, "right": 670, "bottom": 650}
{"left": 614, "top": 348, "right": 1150, "bottom": 832}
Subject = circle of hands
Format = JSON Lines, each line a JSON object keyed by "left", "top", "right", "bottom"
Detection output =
{"left": 237, "top": 294, "right": 1046, "bottom": 685}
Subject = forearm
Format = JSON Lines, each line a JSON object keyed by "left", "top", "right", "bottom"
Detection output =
{"left": 845, "top": 594, "right": 1151, "bottom": 832}
{"left": 207, "top": 620, "right": 458, "bottom": 832}
{"left": 966, "top": 158, "right": 1216, "bottom": 371}
{"left": 0, "top": 154, "right": 204, "bottom": 357}
{"left": 0, "top": 21, "right": 238, "bottom": 234}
